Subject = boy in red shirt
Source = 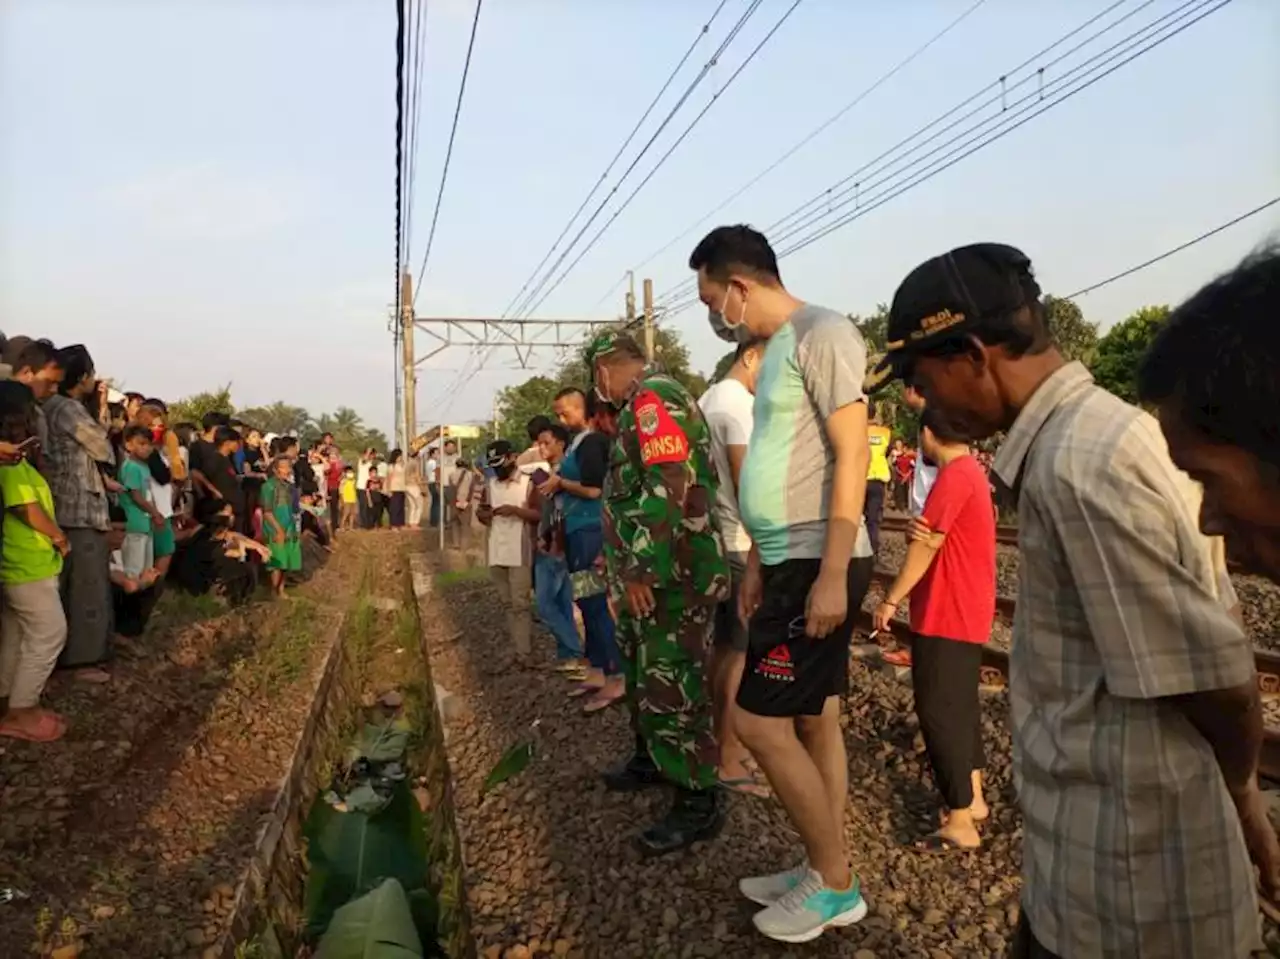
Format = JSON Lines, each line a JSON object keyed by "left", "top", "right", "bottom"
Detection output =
{"left": 873, "top": 409, "right": 996, "bottom": 851}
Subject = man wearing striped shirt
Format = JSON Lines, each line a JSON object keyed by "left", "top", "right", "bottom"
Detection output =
{"left": 873, "top": 242, "right": 1274, "bottom": 958}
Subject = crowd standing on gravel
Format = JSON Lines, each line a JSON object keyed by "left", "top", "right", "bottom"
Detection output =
{"left": 471, "top": 224, "right": 1280, "bottom": 954}
{"left": 0, "top": 341, "right": 455, "bottom": 748}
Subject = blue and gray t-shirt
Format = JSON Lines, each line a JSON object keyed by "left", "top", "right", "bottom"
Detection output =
{"left": 738, "top": 303, "right": 874, "bottom": 567}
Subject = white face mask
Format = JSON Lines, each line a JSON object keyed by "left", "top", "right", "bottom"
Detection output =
{"left": 708, "top": 289, "right": 749, "bottom": 344}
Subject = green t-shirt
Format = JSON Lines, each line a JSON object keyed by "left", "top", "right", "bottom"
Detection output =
{"left": 119, "top": 458, "right": 154, "bottom": 534}
{"left": 0, "top": 459, "right": 63, "bottom": 584}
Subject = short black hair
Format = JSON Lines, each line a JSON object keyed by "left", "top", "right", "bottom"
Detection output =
{"left": 921, "top": 407, "right": 967, "bottom": 445}
{"left": 125, "top": 391, "right": 145, "bottom": 404}
{"left": 689, "top": 224, "right": 781, "bottom": 286}
{"left": 213, "top": 426, "right": 239, "bottom": 447}
{"left": 537, "top": 422, "right": 570, "bottom": 447}
{"left": 554, "top": 386, "right": 585, "bottom": 402}
{"left": 122, "top": 424, "right": 153, "bottom": 444}
{"left": 55, "top": 344, "right": 95, "bottom": 394}
{"left": 173, "top": 422, "right": 197, "bottom": 446}
{"left": 14, "top": 339, "right": 57, "bottom": 374}
{"left": 526, "top": 415, "right": 552, "bottom": 441}
{"left": 733, "top": 337, "right": 766, "bottom": 362}
{"left": 202, "top": 411, "right": 231, "bottom": 431}
{"left": 1138, "top": 243, "right": 1280, "bottom": 469}
{"left": 0, "top": 380, "right": 36, "bottom": 444}
{"left": 144, "top": 397, "right": 167, "bottom": 413}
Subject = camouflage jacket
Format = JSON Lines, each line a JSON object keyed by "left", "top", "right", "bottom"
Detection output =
{"left": 602, "top": 372, "right": 730, "bottom": 606}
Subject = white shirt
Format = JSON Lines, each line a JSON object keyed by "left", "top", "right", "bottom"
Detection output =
{"left": 909, "top": 434, "right": 937, "bottom": 517}
{"left": 486, "top": 473, "right": 531, "bottom": 568}
{"left": 698, "top": 378, "right": 754, "bottom": 554}
{"left": 426, "top": 457, "right": 439, "bottom": 485}
{"left": 356, "top": 460, "right": 371, "bottom": 491}
{"left": 151, "top": 452, "right": 174, "bottom": 519}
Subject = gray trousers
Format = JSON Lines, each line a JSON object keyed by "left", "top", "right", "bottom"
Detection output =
{"left": 58, "top": 527, "right": 113, "bottom": 668}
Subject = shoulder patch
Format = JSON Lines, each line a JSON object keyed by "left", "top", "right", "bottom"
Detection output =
{"left": 633, "top": 389, "right": 689, "bottom": 467}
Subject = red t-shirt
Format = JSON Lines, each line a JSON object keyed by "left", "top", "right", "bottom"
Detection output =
{"left": 909, "top": 454, "right": 996, "bottom": 644}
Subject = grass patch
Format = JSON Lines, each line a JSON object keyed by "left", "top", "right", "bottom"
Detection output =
{"left": 433, "top": 568, "right": 488, "bottom": 587}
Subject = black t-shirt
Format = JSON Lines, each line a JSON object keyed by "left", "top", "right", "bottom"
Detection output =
{"left": 574, "top": 431, "right": 609, "bottom": 488}
{"left": 188, "top": 439, "right": 217, "bottom": 481}
{"left": 241, "top": 446, "right": 266, "bottom": 492}
{"left": 208, "top": 451, "right": 244, "bottom": 515}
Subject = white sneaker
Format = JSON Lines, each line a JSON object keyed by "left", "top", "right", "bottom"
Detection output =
{"left": 737, "top": 861, "right": 809, "bottom": 906}
{"left": 751, "top": 868, "right": 868, "bottom": 943}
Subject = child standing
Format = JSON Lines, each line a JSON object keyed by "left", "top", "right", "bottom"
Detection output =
{"left": 118, "top": 424, "right": 164, "bottom": 580}
{"left": 0, "top": 381, "right": 71, "bottom": 743}
{"left": 339, "top": 466, "right": 358, "bottom": 530}
{"left": 260, "top": 455, "right": 302, "bottom": 596}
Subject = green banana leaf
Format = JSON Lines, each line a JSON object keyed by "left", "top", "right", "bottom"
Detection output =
{"left": 315, "top": 878, "right": 423, "bottom": 959}
{"left": 303, "top": 779, "right": 432, "bottom": 939}
{"left": 346, "top": 718, "right": 412, "bottom": 766}
{"left": 481, "top": 740, "right": 534, "bottom": 796}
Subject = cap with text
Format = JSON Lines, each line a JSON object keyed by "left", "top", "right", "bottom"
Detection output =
{"left": 865, "top": 242, "right": 1039, "bottom": 394}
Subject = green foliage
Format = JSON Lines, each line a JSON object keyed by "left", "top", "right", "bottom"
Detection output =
{"left": 492, "top": 375, "right": 564, "bottom": 448}
{"left": 481, "top": 740, "right": 534, "bottom": 795}
{"left": 1043, "top": 295, "right": 1099, "bottom": 365}
{"left": 710, "top": 350, "right": 737, "bottom": 384}
{"left": 850, "top": 304, "right": 890, "bottom": 354}
{"left": 315, "top": 408, "right": 390, "bottom": 458}
{"left": 238, "top": 402, "right": 314, "bottom": 439}
{"left": 315, "top": 879, "right": 424, "bottom": 959}
{"left": 1090, "top": 305, "right": 1170, "bottom": 404}
{"left": 168, "top": 384, "right": 234, "bottom": 426}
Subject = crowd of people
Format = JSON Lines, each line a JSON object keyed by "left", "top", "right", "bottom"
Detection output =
{"left": 466, "top": 224, "right": 1280, "bottom": 954}
{"left": 0, "top": 336, "right": 466, "bottom": 748}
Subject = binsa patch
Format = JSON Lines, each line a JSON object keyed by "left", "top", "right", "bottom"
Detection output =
{"left": 634, "top": 390, "right": 689, "bottom": 466}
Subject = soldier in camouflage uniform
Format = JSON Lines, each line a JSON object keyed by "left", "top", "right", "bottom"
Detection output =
{"left": 585, "top": 330, "right": 731, "bottom": 856}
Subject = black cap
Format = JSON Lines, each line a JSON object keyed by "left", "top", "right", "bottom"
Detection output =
{"left": 866, "top": 243, "right": 1039, "bottom": 393}
{"left": 484, "top": 439, "right": 514, "bottom": 467}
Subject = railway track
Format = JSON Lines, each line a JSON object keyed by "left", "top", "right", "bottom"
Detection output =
{"left": 872, "top": 514, "right": 1280, "bottom": 782}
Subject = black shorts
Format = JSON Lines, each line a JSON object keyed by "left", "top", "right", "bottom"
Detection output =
{"left": 736, "top": 556, "right": 875, "bottom": 718}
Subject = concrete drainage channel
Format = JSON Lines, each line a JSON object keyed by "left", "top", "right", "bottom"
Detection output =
{"left": 218, "top": 551, "right": 475, "bottom": 959}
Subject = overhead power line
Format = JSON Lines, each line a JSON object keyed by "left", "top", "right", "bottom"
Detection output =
{"left": 403, "top": 0, "right": 429, "bottom": 264}
{"left": 623, "top": 0, "right": 990, "bottom": 289}
{"left": 413, "top": 0, "right": 484, "bottom": 306}
{"left": 506, "top": 0, "right": 772, "bottom": 321}
{"left": 654, "top": 0, "right": 1230, "bottom": 315}
{"left": 515, "top": 0, "right": 806, "bottom": 321}
{"left": 1064, "top": 196, "right": 1280, "bottom": 298}
{"left": 497, "top": 0, "right": 736, "bottom": 320}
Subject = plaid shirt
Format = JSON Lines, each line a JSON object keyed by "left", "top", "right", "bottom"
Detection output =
{"left": 993, "top": 362, "right": 1260, "bottom": 958}
{"left": 42, "top": 394, "right": 114, "bottom": 531}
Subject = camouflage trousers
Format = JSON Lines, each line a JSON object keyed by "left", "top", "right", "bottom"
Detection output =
{"left": 615, "top": 589, "right": 719, "bottom": 791}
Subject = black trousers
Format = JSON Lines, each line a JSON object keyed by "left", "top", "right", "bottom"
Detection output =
{"left": 864, "top": 479, "right": 886, "bottom": 552}
{"left": 358, "top": 494, "right": 372, "bottom": 529}
{"left": 369, "top": 491, "right": 386, "bottom": 527}
{"left": 388, "top": 491, "right": 406, "bottom": 527}
{"left": 911, "top": 632, "right": 985, "bottom": 810}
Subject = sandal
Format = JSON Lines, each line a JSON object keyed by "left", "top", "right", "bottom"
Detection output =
{"left": 913, "top": 832, "right": 979, "bottom": 853}
{"left": 567, "top": 681, "right": 604, "bottom": 699}
{"left": 0, "top": 710, "right": 67, "bottom": 743}
{"left": 882, "top": 648, "right": 913, "bottom": 668}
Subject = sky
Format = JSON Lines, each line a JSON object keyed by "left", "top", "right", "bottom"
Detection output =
{"left": 2, "top": 0, "right": 1277, "bottom": 438}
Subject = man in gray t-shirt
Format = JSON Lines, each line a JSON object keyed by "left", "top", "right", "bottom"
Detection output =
{"left": 690, "top": 224, "right": 874, "bottom": 944}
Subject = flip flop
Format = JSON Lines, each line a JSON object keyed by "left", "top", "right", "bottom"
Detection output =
{"left": 582, "top": 688, "right": 625, "bottom": 714}
{"left": 913, "top": 832, "right": 979, "bottom": 854}
{"left": 882, "top": 649, "right": 913, "bottom": 667}
{"left": 567, "top": 682, "right": 604, "bottom": 699}
{"left": 0, "top": 711, "right": 67, "bottom": 743}
{"left": 718, "top": 775, "right": 771, "bottom": 799}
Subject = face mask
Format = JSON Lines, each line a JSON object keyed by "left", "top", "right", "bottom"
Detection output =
{"left": 708, "top": 289, "right": 748, "bottom": 344}
{"left": 151, "top": 427, "right": 165, "bottom": 444}
{"left": 495, "top": 462, "right": 515, "bottom": 480}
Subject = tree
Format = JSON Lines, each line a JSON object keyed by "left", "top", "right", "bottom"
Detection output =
{"left": 711, "top": 350, "right": 737, "bottom": 384}
{"left": 237, "top": 401, "right": 313, "bottom": 438}
{"left": 169, "top": 385, "right": 234, "bottom": 426}
{"left": 494, "top": 375, "right": 564, "bottom": 448}
{"left": 1090, "top": 305, "right": 1169, "bottom": 404}
{"left": 850, "top": 303, "right": 890, "bottom": 354}
{"left": 558, "top": 323, "right": 709, "bottom": 398}
{"left": 1043, "top": 295, "right": 1099, "bottom": 365}
{"left": 314, "top": 407, "right": 389, "bottom": 458}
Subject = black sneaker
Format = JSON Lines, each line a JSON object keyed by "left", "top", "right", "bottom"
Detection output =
{"left": 637, "top": 787, "right": 724, "bottom": 856}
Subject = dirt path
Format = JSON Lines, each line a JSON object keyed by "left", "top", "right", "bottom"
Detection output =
{"left": 423, "top": 562, "right": 1026, "bottom": 959}
{"left": 0, "top": 534, "right": 393, "bottom": 958}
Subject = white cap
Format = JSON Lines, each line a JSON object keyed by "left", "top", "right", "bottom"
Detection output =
{"left": 106, "top": 388, "right": 126, "bottom": 405}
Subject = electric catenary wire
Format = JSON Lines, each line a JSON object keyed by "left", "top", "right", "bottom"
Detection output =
{"left": 497, "top": 0, "right": 736, "bottom": 321}
{"left": 504, "top": 0, "right": 772, "bottom": 321}
{"left": 413, "top": 0, "right": 484, "bottom": 306}
{"left": 403, "top": 0, "right": 429, "bottom": 267}
{"left": 655, "top": 0, "right": 1229, "bottom": 315}
{"left": 1064, "top": 197, "right": 1280, "bottom": 298}
{"left": 624, "top": 0, "right": 990, "bottom": 290}
{"left": 515, "top": 0, "right": 806, "bottom": 321}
